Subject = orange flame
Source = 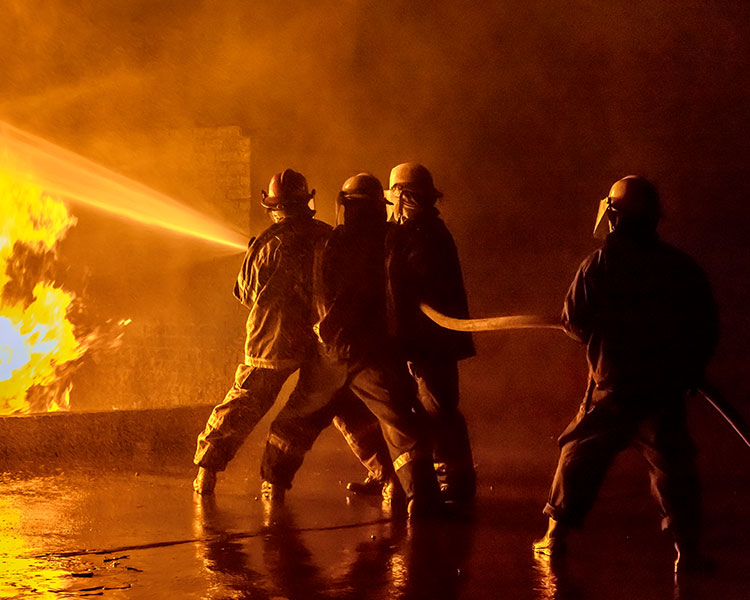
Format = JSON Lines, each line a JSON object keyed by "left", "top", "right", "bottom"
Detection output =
{"left": 0, "top": 121, "right": 245, "bottom": 413}
{"left": 0, "top": 169, "right": 82, "bottom": 414}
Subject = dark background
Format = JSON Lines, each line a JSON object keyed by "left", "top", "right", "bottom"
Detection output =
{"left": 1, "top": 1, "right": 749, "bottom": 454}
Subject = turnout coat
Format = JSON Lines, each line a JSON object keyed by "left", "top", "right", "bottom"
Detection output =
{"left": 234, "top": 216, "right": 331, "bottom": 369}
{"left": 386, "top": 208, "right": 475, "bottom": 363}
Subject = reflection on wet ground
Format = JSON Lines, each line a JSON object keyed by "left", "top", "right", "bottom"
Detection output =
{"left": 2, "top": 428, "right": 749, "bottom": 599}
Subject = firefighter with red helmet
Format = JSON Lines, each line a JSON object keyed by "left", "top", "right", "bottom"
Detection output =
{"left": 193, "top": 169, "right": 331, "bottom": 495}
{"left": 534, "top": 176, "right": 719, "bottom": 574}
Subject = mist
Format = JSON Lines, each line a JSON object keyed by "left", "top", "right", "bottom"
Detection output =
{"left": 1, "top": 0, "right": 749, "bottom": 451}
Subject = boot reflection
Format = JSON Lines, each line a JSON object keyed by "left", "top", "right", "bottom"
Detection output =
{"left": 532, "top": 552, "right": 580, "bottom": 600}
{"left": 196, "top": 494, "right": 473, "bottom": 598}
{"left": 331, "top": 518, "right": 408, "bottom": 597}
{"left": 397, "top": 519, "right": 475, "bottom": 599}
{"left": 260, "top": 510, "right": 328, "bottom": 600}
{"left": 192, "top": 495, "right": 266, "bottom": 599}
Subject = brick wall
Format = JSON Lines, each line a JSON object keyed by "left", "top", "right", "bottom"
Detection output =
{"left": 68, "top": 125, "right": 253, "bottom": 412}
{"left": 183, "top": 126, "right": 252, "bottom": 229}
{"left": 72, "top": 319, "right": 246, "bottom": 411}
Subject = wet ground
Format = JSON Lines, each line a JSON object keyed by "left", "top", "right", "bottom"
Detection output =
{"left": 2, "top": 425, "right": 749, "bottom": 600}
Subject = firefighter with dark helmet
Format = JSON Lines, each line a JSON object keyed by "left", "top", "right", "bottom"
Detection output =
{"left": 340, "top": 163, "right": 477, "bottom": 506}
{"left": 193, "top": 168, "right": 331, "bottom": 496}
{"left": 258, "top": 172, "right": 441, "bottom": 518}
{"left": 592, "top": 175, "right": 661, "bottom": 240}
{"left": 534, "top": 175, "right": 719, "bottom": 574}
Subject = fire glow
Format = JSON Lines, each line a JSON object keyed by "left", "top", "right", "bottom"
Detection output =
{"left": 1, "top": 121, "right": 247, "bottom": 414}
{"left": 0, "top": 121, "right": 248, "bottom": 251}
{"left": 0, "top": 171, "right": 80, "bottom": 414}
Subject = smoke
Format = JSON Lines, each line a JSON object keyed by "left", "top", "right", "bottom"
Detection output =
{"left": 2, "top": 1, "right": 747, "bottom": 220}
{"left": 1, "top": 0, "right": 749, "bottom": 437}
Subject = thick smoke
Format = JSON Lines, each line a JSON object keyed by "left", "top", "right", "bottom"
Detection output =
{"left": 1, "top": 0, "right": 749, "bottom": 447}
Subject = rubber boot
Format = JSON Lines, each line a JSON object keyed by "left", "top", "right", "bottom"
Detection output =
{"left": 673, "top": 539, "right": 714, "bottom": 575}
{"left": 533, "top": 518, "right": 568, "bottom": 557}
{"left": 346, "top": 475, "right": 386, "bottom": 496}
{"left": 193, "top": 467, "right": 217, "bottom": 495}
{"left": 260, "top": 480, "right": 288, "bottom": 527}
{"left": 260, "top": 480, "right": 286, "bottom": 506}
{"left": 380, "top": 476, "right": 407, "bottom": 518}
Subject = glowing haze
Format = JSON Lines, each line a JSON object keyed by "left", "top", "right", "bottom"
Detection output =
{"left": 0, "top": 122, "right": 248, "bottom": 251}
{"left": 0, "top": 122, "right": 248, "bottom": 413}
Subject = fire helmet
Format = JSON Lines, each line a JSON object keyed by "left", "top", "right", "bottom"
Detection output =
{"left": 593, "top": 175, "right": 661, "bottom": 239}
{"left": 388, "top": 163, "right": 443, "bottom": 200}
{"left": 336, "top": 172, "right": 389, "bottom": 228}
{"left": 261, "top": 169, "right": 315, "bottom": 210}
{"left": 339, "top": 172, "right": 390, "bottom": 204}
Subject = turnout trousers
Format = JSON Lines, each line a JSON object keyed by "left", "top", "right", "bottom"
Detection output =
{"left": 333, "top": 395, "right": 393, "bottom": 485}
{"left": 194, "top": 363, "right": 298, "bottom": 472}
{"left": 335, "top": 358, "right": 476, "bottom": 499}
{"left": 409, "top": 358, "right": 476, "bottom": 499}
{"left": 260, "top": 345, "right": 438, "bottom": 502}
{"left": 543, "top": 382, "right": 701, "bottom": 547}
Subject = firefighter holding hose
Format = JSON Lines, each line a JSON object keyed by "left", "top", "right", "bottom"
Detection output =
{"left": 193, "top": 169, "right": 330, "bottom": 496}
{"left": 533, "top": 176, "right": 719, "bottom": 573}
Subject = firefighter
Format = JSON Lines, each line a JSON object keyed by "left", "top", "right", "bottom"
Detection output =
{"left": 343, "top": 163, "right": 477, "bottom": 505}
{"left": 193, "top": 169, "right": 331, "bottom": 495}
{"left": 533, "top": 176, "right": 719, "bottom": 574}
{"left": 258, "top": 173, "right": 440, "bottom": 518}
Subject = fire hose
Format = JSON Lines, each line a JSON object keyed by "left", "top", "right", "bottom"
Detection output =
{"left": 420, "top": 303, "right": 750, "bottom": 450}
{"left": 419, "top": 303, "right": 564, "bottom": 332}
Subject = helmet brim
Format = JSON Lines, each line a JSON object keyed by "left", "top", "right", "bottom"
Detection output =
{"left": 340, "top": 192, "right": 392, "bottom": 205}
{"left": 261, "top": 194, "right": 314, "bottom": 210}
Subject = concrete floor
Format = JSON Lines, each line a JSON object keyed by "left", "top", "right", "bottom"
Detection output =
{"left": 2, "top": 425, "right": 749, "bottom": 600}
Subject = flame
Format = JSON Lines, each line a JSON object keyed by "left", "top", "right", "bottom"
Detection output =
{"left": 0, "top": 169, "right": 82, "bottom": 414}
{"left": 0, "top": 317, "right": 30, "bottom": 381}
{"left": 0, "top": 120, "right": 244, "bottom": 413}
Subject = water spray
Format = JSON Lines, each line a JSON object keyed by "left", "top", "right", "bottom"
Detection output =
{"left": 0, "top": 122, "right": 249, "bottom": 413}
{"left": 0, "top": 121, "right": 248, "bottom": 251}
